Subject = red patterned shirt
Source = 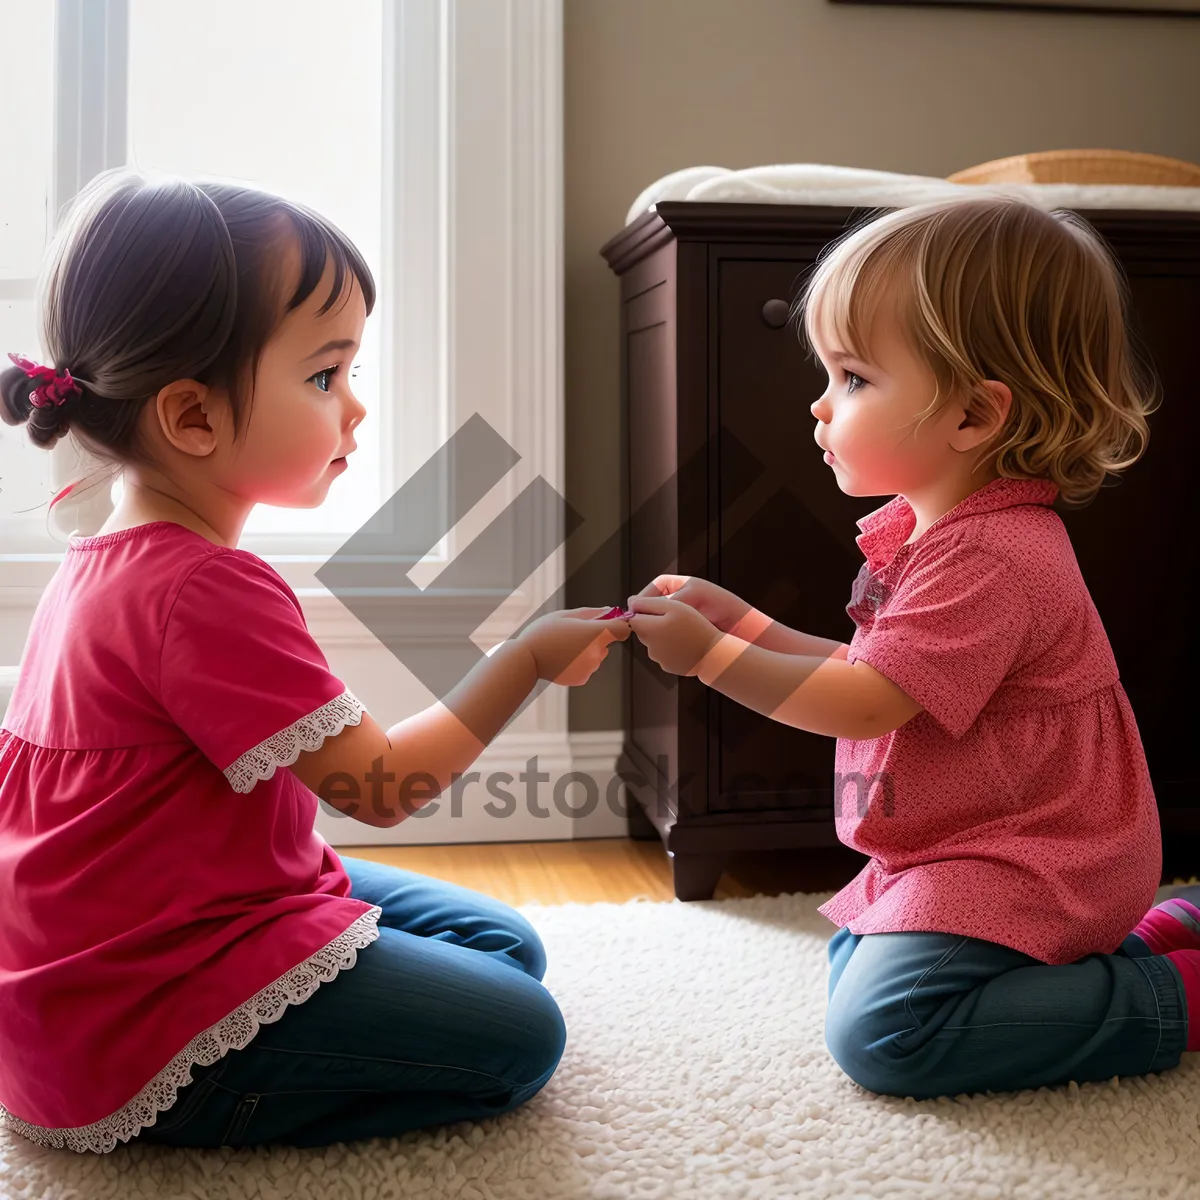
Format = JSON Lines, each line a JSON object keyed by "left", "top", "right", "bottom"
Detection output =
{"left": 817, "top": 478, "right": 1161, "bottom": 965}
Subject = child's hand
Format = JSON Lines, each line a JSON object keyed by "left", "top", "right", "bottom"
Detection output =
{"left": 518, "top": 608, "right": 631, "bottom": 686}
{"left": 626, "top": 594, "right": 724, "bottom": 678}
{"left": 631, "top": 574, "right": 753, "bottom": 635}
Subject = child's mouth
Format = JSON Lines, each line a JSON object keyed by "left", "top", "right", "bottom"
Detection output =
{"left": 823, "top": 450, "right": 837, "bottom": 465}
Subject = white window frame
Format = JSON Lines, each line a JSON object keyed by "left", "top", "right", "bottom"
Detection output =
{"left": 0, "top": 0, "right": 613, "bottom": 843}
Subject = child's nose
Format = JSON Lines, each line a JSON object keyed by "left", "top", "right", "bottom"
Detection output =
{"left": 811, "top": 393, "right": 831, "bottom": 422}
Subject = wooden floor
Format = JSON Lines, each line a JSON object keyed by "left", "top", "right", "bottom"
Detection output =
{"left": 339, "top": 836, "right": 871, "bottom": 906}
{"left": 340, "top": 837, "right": 1200, "bottom": 907}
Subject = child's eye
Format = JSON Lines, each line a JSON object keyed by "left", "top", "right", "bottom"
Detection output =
{"left": 309, "top": 366, "right": 339, "bottom": 393}
{"left": 846, "top": 372, "right": 867, "bottom": 394}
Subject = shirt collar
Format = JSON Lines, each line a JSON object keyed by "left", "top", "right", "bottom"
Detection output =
{"left": 855, "top": 477, "right": 1059, "bottom": 572}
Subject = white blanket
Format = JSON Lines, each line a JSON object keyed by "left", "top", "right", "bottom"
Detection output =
{"left": 625, "top": 163, "right": 1200, "bottom": 225}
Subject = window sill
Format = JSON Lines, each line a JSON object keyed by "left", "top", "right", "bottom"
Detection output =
{"left": 0, "top": 548, "right": 540, "bottom": 650}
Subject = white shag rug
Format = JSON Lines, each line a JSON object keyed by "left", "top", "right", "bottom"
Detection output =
{"left": 3, "top": 887, "right": 1198, "bottom": 1200}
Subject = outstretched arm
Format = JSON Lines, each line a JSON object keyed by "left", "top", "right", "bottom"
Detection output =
{"left": 292, "top": 610, "right": 629, "bottom": 826}
{"left": 290, "top": 639, "right": 540, "bottom": 827}
{"left": 726, "top": 605, "right": 851, "bottom": 661}
{"left": 633, "top": 574, "right": 849, "bottom": 659}
{"left": 696, "top": 633, "right": 922, "bottom": 740}
{"left": 627, "top": 594, "right": 922, "bottom": 740}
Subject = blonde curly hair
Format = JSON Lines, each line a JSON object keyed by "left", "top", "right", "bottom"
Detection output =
{"left": 796, "top": 194, "right": 1159, "bottom": 507}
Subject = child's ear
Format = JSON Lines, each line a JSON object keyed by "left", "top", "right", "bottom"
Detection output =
{"left": 157, "top": 379, "right": 223, "bottom": 458}
{"left": 951, "top": 380, "right": 1012, "bottom": 451}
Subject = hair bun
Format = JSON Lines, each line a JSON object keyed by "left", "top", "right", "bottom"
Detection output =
{"left": 28, "top": 403, "right": 72, "bottom": 447}
{"left": 1, "top": 362, "right": 38, "bottom": 423}
{"left": 0, "top": 363, "right": 73, "bottom": 446}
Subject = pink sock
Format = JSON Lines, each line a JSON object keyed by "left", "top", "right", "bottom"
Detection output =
{"left": 1130, "top": 899, "right": 1200, "bottom": 955}
{"left": 1165, "top": 949, "right": 1200, "bottom": 1051}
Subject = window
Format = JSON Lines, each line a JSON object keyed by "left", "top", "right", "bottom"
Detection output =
{"left": 0, "top": 0, "right": 56, "bottom": 529}
{"left": 1, "top": 0, "right": 563, "bottom": 622}
{"left": 0, "top": 0, "right": 387, "bottom": 541}
{"left": 125, "top": 0, "right": 384, "bottom": 536}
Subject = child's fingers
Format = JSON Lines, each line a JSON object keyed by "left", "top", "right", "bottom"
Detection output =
{"left": 625, "top": 595, "right": 672, "bottom": 616}
{"left": 636, "top": 574, "right": 687, "bottom": 599}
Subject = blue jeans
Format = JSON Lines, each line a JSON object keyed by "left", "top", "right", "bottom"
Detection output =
{"left": 825, "top": 924, "right": 1189, "bottom": 1098}
{"left": 135, "top": 856, "right": 566, "bottom": 1149}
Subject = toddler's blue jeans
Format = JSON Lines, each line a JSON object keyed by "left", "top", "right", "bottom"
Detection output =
{"left": 825, "top": 924, "right": 1189, "bottom": 1098}
{"left": 135, "top": 855, "right": 566, "bottom": 1149}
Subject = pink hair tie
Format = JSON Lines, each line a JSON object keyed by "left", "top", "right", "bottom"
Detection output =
{"left": 49, "top": 480, "right": 80, "bottom": 510}
{"left": 7, "top": 352, "right": 82, "bottom": 409}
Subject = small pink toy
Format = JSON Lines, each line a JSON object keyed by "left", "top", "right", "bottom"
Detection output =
{"left": 596, "top": 606, "right": 635, "bottom": 620}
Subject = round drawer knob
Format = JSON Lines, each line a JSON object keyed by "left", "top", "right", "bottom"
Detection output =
{"left": 761, "top": 299, "right": 791, "bottom": 329}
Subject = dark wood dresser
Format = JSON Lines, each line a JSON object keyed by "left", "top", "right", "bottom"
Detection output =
{"left": 601, "top": 201, "right": 1200, "bottom": 901}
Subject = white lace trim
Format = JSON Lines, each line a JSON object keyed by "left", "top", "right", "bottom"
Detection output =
{"left": 0, "top": 906, "right": 383, "bottom": 1155}
{"left": 224, "top": 688, "right": 367, "bottom": 794}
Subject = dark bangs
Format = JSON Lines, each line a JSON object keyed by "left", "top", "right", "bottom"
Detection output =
{"left": 281, "top": 200, "right": 377, "bottom": 319}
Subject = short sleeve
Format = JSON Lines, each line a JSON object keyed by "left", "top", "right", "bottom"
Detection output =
{"left": 848, "top": 539, "right": 1030, "bottom": 739}
{"left": 160, "top": 552, "right": 366, "bottom": 792}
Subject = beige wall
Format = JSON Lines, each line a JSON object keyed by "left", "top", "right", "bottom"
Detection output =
{"left": 563, "top": 0, "right": 1200, "bottom": 731}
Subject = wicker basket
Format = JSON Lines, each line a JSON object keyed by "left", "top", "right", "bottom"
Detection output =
{"left": 947, "top": 149, "right": 1200, "bottom": 188}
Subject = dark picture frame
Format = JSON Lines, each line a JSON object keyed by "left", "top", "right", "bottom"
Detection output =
{"left": 831, "top": 0, "right": 1200, "bottom": 15}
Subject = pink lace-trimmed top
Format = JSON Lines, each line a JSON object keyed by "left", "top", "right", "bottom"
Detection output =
{"left": 0, "top": 521, "right": 382, "bottom": 1153}
{"left": 817, "top": 478, "right": 1162, "bottom": 965}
